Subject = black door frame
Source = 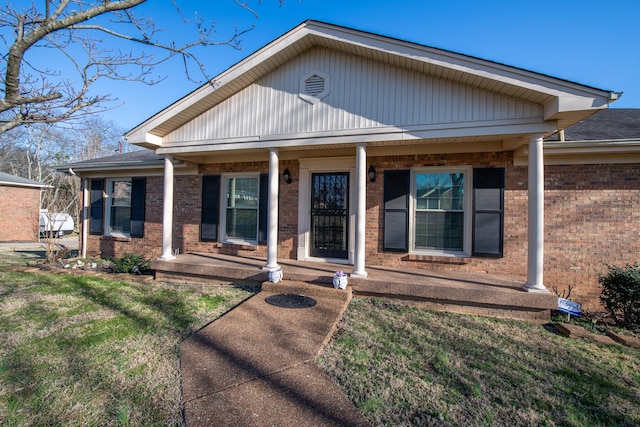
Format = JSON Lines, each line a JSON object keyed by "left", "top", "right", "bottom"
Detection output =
{"left": 310, "top": 172, "right": 349, "bottom": 259}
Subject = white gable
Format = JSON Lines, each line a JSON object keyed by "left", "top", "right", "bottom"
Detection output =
{"left": 126, "top": 21, "right": 618, "bottom": 152}
{"left": 164, "top": 47, "right": 543, "bottom": 145}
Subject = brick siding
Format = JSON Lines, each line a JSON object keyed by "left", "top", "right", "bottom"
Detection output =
{"left": 0, "top": 185, "right": 41, "bottom": 242}
{"left": 83, "top": 154, "right": 640, "bottom": 310}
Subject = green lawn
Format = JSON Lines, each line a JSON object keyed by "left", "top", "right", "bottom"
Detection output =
{"left": 318, "top": 298, "right": 640, "bottom": 426}
{"left": 0, "top": 269, "right": 255, "bottom": 426}
{"left": 2, "top": 256, "right": 639, "bottom": 426}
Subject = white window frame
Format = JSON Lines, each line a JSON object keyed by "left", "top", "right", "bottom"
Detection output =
{"left": 409, "top": 167, "right": 472, "bottom": 257}
{"left": 104, "top": 177, "right": 132, "bottom": 237}
{"left": 220, "top": 173, "right": 260, "bottom": 245}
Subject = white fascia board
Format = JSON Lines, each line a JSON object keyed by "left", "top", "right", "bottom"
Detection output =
{"left": 125, "top": 129, "right": 165, "bottom": 148}
{"left": 307, "top": 22, "right": 616, "bottom": 102}
{"left": 157, "top": 119, "right": 555, "bottom": 155}
{"left": 67, "top": 163, "right": 164, "bottom": 173}
{"left": 513, "top": 139, "right": 640, "bottom": 165}
{"left": 67, "top": 169, "right": 166, "bottom": 179}
{"left": 61, "top": 159, "right": 197, "bottom": 177}
{"left": 162, "top": 117, "right": 550, "bottom": 148}
{"left": 126, "top": 25, "right": 311, "bottom": 142}
{"left": 544, "top": 139, "right": 640, "bottom": 153}
{"left": 0, "top": 181, "right": 50, "bottom": 189}
{"left": 543, "top": 97, "right": 609, "bottom": 120}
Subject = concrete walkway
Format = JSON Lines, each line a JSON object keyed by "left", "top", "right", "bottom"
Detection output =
{"left": 0, "top": 236, "right": 78, "bottom": 251}
{"left": 180, "top": 281, "right": 371, "bottom": 427}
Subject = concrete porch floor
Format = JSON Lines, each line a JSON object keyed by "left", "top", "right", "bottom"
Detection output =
{"left": 152, "top": 253, "right": 557, "bottom": 321}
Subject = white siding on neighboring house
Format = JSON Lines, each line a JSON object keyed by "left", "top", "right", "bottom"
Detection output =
{"left": 164, "top": 47, "right": 543, "bottom": 144}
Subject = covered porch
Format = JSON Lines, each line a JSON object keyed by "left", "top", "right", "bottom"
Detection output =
{"left": 152, "top": 253, "right": 557, "bottom": 321}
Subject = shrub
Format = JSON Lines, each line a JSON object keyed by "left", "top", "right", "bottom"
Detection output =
{"left": 110, "top": 253, "right": 151, "bottom": 274}
{"left": 598, "top": 263, "right": 640, "bottom": 329}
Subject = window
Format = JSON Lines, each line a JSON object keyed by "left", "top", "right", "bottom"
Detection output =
{"left": 384, "top": 167, "right": 502, "bottom": 258}
{"left": 412, "top": 169, "right": 470, "bottom": 255}
{"left": 223, "top": 175, "right": 259, "bottom": 243}
{"left": 90, "top": 177, "right": 145, "bottom": 238}
{"left": 108, "top": 179, "right": 132, "bottom": 235}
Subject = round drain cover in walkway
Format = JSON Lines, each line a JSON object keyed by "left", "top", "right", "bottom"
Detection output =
{"left": 265, "top": 293, "right": 317, "bottom": 309}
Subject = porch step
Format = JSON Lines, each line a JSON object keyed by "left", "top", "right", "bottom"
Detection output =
{"left": 262, "top": 280, "right": 352, "bottom": 302}
{"left": 152, "top": 253, "right": 557, "bottom": 321}
{"left": 351, "top": 279, "right": 557, "bottom": 311}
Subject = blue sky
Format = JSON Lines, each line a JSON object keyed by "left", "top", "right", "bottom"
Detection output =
{"left": 93, "top": 0, "right": 640, "bottom": 131}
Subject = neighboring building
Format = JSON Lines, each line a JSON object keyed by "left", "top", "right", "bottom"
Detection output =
{"left": 0, "top": 171, "right": 49, "bottom": 242}
{"left": 61, "top": 21, "right": 637, "bottom": 310}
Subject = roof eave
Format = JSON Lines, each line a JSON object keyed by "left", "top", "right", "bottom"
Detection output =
{"left": 0, "top": 181, "right": 51, "bottom": 189}
{"left": 56, "top": 160, "right": 165, "bottom": 175}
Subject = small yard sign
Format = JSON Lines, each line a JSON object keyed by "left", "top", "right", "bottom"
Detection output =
{"left": 557, "top": 298, "right": 581, "bottom": 317}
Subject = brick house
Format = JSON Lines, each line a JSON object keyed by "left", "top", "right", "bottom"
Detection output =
{"left": 0, "top": 171, "right": 49, "bottom": 242}
{"left": 62, "top": 21, "right": 637, "bottom": 310}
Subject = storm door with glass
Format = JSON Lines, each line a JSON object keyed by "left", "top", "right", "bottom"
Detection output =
{"left": 310, "top": 172, "right": 349, "bottom": 259}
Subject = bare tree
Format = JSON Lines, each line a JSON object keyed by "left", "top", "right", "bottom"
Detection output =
{"left": 0, "top": 0, "right": 271, "bottom": 133}
{"left": 0, "top": 116, "right": 129, "bottom": 228}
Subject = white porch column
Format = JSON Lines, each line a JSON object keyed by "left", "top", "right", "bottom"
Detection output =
{"left": 81, "top": 179, "right": 89, "bottom": 259}
{"left": 523, "top": 135, "right": 549, "bottom": 293}
{"left": 159, "top": 156, "right": 176, "bottom": 260}
{"left": 263, "top": 149, "right": 280, "bottom": 270}
{"left": 352, "top": 143, "right": 368, "bottom": 278}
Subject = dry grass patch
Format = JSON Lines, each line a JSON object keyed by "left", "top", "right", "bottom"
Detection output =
{"left": 318, "top": 298, "right": 640, "bottom": 426}
{"left": 0, "top": 270, "right": 255, "bottom": 426}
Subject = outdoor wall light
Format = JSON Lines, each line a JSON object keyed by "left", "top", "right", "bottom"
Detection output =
{"left": 283, "top": 168, "right": 292, "bottom": 184}
{"left": 368, "top": 165, "right": 376, "bottom": 182}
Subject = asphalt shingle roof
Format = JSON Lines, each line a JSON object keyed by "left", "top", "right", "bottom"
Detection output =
{"left": 547, "top": 108, "right": 640, "bottom": 141}
{"left": 0, "top": 171, "right": 48, "bottom": 188}
{"left": 68, "top": 149, "right": 164, "bottom": 166}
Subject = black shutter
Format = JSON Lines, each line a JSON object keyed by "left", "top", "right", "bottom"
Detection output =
{"left": 383, "top": 170, "right": 410, "bottom": 252}
{"left": 472, "top": 168, "right": 504, "bottom": 257}
{"left": 201, "top": 175, "right": 220, "bottom": 241}
{"left": 130, "top": 177, "right": 146, "bottom": 238}
{"left": 89, "top": 179, "right": 104, "bottom": 235}
{"left": 258, "top": 174, "right": 269, "bottom": 244}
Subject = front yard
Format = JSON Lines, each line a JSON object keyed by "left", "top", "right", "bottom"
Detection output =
{"left": 318, "top": 298, "right": 640, "bottom": 426}
{"left": 0, "top": 267, "right": 254, "bottom": 426}
{"left": 1, "top": 249, "right": 639, "bottom": 426}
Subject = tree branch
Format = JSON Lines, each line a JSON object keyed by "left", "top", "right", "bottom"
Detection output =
{"left": 0, "top": 0, "right": 265, "bottom": 132}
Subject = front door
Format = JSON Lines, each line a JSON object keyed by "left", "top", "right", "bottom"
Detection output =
{"left": 310, "top": 172, "right": 349, "bottom": 259}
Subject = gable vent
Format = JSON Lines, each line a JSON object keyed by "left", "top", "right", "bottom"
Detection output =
{"left": 304, "top": 74, "right": 325, "bottom": 96}
{"left": 299, "top": 70, "right": 330, "bottom": 105}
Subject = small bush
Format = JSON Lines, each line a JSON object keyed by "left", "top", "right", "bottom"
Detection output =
{"left": 598, "top": 263, "right": 640, "bottom": 329}
{"left": 110, "top": 253, "right": 151, "bottom": 274}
